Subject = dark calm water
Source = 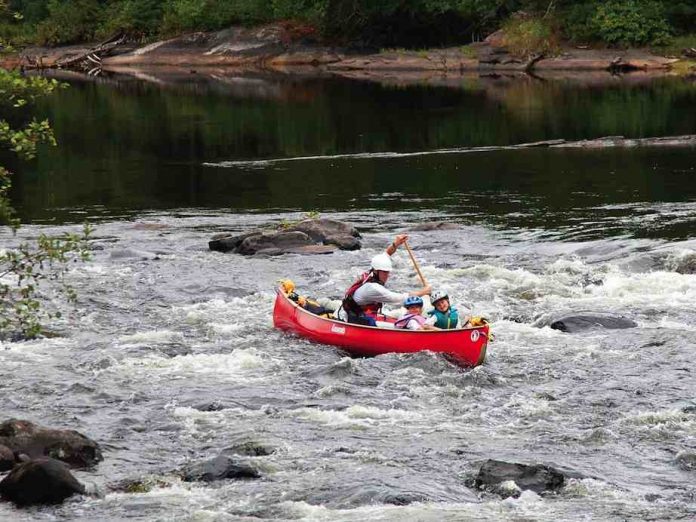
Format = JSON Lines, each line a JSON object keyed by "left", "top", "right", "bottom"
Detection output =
{"left": 1, "top": 70, "right": 695, "bottom": 521}
{"left": 7, "top": 71, "right": 696, "bottom": 232}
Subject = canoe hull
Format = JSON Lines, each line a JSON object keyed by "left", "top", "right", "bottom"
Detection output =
{"left": 272, "top": 289, "right": 488, "bottom": 366}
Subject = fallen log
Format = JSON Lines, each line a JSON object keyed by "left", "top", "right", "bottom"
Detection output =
{"left": 52, "top": 33, "right": 126, "bottom": 70}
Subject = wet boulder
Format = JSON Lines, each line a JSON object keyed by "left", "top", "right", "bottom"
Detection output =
{"left": 0, "top": 444, "right": 15, "bottom": 471}
{"left": 208, "top": 230, "right": 265, "bottom": 253}
{"left": 0, "top": 457, "right": 85, "bottom": 506}
{"left": 237, "top": 231, "right": 331, "bottom": 256}
{"left": 210, "top": 230, "right": 334, "bottom": 255}
{"left": 549, "top": 313, "right": 637, "bottom": 333}
{"left": 181, "top": 455, "right": 261, "bottom": 482}
{"left": 0, "top": 419, "right": 103, "bottom": 469}
{"left": 209, "top": 219, "right": 361, "bottom": 255}
{"left": 474, "top": 459, "right": 565, "bottom": 496}
{"left": 287, "top": 219, "right": 362, "bottom": 250}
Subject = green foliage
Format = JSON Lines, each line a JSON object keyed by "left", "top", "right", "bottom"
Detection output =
{"left": 663, "top": 1, "right": 696, "bottom": 36}
{"left": 97, "top": 0, "right": 164, "bottom": 40}
{"left": 0, "top": 69, "right": 90, "bottom": 340}
{"left": 36, "top": 0, "right": 102, "bottom": 45}
{"left": 560, "top": 2, "right": 597, "bottom": 43}
{"left": 0, "top": 1, "right": 691, "bottom": 50}
{"left": 271, "top": 0, "right": 326, "bottom": 23}
{"left": 592, "top": 0, "right": 671, "bottom": 47}
{"left": 161, "top": 0, "right": 271, "bottom": 34}
{"left": 501, "top": 13, "right": 559, "bottom": 56}
{"left": 0, "top": 225, "right": 92, "bottom": 339}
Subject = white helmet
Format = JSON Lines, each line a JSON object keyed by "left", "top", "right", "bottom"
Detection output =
{"left": 370, "top": 253, "right": 393, "bottom": 272}
{"left": 431, "top": 289, "right": 449, "bottom": 304}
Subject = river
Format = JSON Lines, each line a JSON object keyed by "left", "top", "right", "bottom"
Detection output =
{"left": 1, "top": 70, "right": 695, "bottom": 520}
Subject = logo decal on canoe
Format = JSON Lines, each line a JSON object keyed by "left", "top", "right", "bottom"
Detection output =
{"left": 331, "top": 325, "right": 346, "bottom": 335}
{"left": 470, "top": 330, "right": 480, "bottom": 342}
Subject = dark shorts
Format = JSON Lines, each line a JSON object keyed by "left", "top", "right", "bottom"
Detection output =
{"left": 346, "top": 313, "right": 377, "bottom": 327}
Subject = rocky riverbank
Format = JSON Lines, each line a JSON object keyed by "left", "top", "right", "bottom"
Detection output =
{"left": 3, "top": 23, "right": 693, "bottom": 76}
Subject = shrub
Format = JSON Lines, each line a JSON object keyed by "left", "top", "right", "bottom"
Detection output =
{"left": 501, "top": 13, "right": 560, "bottom": 57}
{"left": 561, "top": 1, "right": 598, "bottom": 43}
{"left": 36, "top": 0, "right": 102, "bottom": 46}
{"left": 97, "top": 0, "right": 164, "bottom": 40}
{"left": 591, "top": 0, "right": 671, "bottom": 47}
{"left": 161, "top": 0, "right": 271, "bottom": 34}
{"left": 271, "top": 0, "right": 327, "bottom": 24}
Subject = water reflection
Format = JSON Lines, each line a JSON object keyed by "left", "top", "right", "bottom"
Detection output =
{"left": 7, "top": 69, "right": 696, "bottom": 236}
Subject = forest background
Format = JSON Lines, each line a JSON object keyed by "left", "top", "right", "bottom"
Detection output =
{"left": 0, "top": 0, "right": 694, "bottom": 51}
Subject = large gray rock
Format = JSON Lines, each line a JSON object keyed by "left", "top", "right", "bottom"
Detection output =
{"left": 474, "top": 459, "right": 565, "bottom": 496}
{"left": 0, "top": 457, "right": 85, "bottom": 506}
{"left": 288, "top": 218, "right": 361, "bottom": 250}
{"left": 549, "top": 313, "right": 637, "bottom": 333}
{"left": 0, "top": 419, "right": 102, "bottom": 469}
{"left": 208, "top": 231, "right": 263, "bottom": 253}
{"left": 208, "top": 219, "right": 361, "bottom": 255}
{"left": 181, "top": 455, "right": 261, "bottom": 482}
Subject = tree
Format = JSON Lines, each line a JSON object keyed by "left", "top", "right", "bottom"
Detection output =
{"left": 0, "top": 68, "right": 91, "bottom": 340}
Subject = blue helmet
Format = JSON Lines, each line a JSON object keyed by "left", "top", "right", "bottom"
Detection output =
{"left": 404, "top": 296, "right": 424, "bottom": 308}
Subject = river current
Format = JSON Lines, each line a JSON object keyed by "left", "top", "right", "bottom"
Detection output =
{"left": 1, "top": 71, "right": 695, "bottom": 520}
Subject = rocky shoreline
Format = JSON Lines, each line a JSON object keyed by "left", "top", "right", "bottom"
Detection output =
{"left": 2, "top": 24, "right": 693, "bottom": 76}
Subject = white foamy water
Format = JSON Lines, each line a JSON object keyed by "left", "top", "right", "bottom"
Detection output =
{"left": 1, "top": 210, "right": 695, "bottom": 521}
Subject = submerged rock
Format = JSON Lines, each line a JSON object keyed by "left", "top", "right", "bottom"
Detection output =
{"left": 223, "top": 441, "right": 276, "bottom": 457}
{"left": 109, "top": 476, "right": 171, "bottom": 494}
{"left": 674, "top": 254, "right": 696, "bottom": 275}
{"left": 181, "top": 455, "right": 261, "bottom": 482}
{"left": 409, "top": 221, "right": 461, "bottom": 231}
{"left": 209, "top": 218, "right": 361, "bottom": 255}
{"left": 0, "top": 458, "right": 85, "bottom": 506}
{"left": 548, "top": 313, "right": 637, "bottom": 333}
{"left": 474, "top": 459, "right": 565, "bottom": 496}
{"left": 0, "top": 419, "right": 103, "bottom": 469}
{"left": 675, "top": 451, "right": 696, "bottom": 471}
{"left": 0, "top": 444, "right": 15, "bottom": 471}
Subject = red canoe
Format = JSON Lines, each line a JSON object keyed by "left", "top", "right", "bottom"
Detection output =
{"left": 272, "top": 288, "right": 489, "bottom": 366}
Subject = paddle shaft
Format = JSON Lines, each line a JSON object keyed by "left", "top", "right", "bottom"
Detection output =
{"left": 404, "top": 241, "right": 428, "bottom": 287}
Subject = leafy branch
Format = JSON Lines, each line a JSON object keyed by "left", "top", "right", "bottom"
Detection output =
{"left": 0, "top": 69, "right": 90, "bottom": 340}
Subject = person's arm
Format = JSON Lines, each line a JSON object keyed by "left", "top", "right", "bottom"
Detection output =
{"left": 356, "top": 283, "right": 407, "bottom": 305}
{"left": 386, "top": 234, "right": 408, "bottom": 256}
{"left": 408, "top": 285, "right": 432, "bottom": 298}
{"left": 384, "top": 234, "right": 431, "bottom": 297}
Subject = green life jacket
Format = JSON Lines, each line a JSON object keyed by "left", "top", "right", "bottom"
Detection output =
{"left": 427, "top": 307, "right": 459, "bottom": 329}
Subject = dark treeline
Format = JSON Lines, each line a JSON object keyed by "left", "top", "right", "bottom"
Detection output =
{"left": 0, "top": 1, "right": 694, "bottom": 49}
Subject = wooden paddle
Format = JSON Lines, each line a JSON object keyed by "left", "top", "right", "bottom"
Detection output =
{"left": 403, "top": 240, "right": 428, "bottom": 287}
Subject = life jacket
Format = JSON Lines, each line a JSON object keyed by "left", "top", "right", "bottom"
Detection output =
{"left": 288, "top": 292, "right": 333, "bottom": 318}
{"left": 394, "top": 313, "right": 427, "bottom": 329}
{"left": 342, "top": 271, "right": 382, "bottom": 317}
{"left": 427, "top": 307, "right": 459, "bottom": 329}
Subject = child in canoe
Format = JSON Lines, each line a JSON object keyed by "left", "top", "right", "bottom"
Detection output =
{"left": 428, "top": 290, "right": 462, "bottom": 329}
{"left": 394, "top": 296, "right": 440, "bottom": 330}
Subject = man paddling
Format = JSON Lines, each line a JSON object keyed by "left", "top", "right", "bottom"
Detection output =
{"left": 341, "top": 234, "right": 431, "bottom": 326}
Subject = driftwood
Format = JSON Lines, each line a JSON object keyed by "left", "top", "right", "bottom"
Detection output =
{"left": 683, "top": 48, "right": 696, "bottom": 59}
{"left": 523, "top": 52, "right": 544, "bottom": 73}
{"left": 53, "top": 33, "right": 126, "bottom": 70}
